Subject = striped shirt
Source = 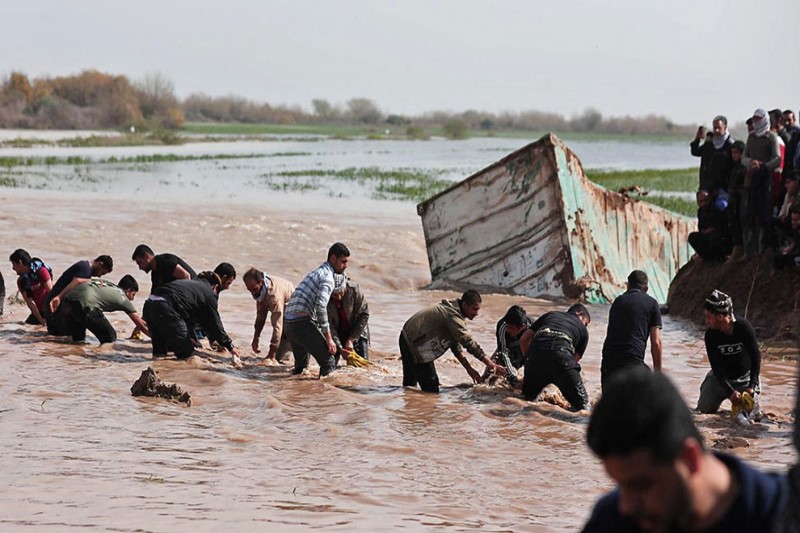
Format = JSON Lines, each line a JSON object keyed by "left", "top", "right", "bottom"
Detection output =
{"left": 285, "top": 261, "right": 342, "bottom": 331}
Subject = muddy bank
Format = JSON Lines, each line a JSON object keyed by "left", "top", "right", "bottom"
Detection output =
{"left": 667, "top": 254, "right": 800, "bottom": 354}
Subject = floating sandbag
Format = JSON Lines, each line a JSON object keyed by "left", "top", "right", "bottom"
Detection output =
{"left": 130, "top": 366, "right": 192, "bottom": 406}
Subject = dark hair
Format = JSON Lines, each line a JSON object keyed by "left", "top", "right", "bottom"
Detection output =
{"left": 732, "top": 140, "right": 746, "bottom": 153}
{"left": 9, "top": 248, "right": 32, "bottom": 266}
{"left": 214, "top": 262, "right": 236, "bottom": 279}
{"left": 197, "top": 270, "right": 221, "bottom": 287}
{"left": 502, "top": 305, "right": 527, "bottom": 327}
{"left": 328, "top": 242, "right": 350, "bottom": 259}
{"left": 242, "top": 267, "right": 264, "bottom": 283}
{"left": 769, "top": 109, "right": 783, "bottom": 128}
{"left": 117, "top": 274, "right": 139, "bottom": 292}
{"left": 461, "top": 289, "right": 482, "bottom": 306}
{"left": 712, "top": 115, "right": 727, "bottom": 126}
{"left": 587, "top": 368, "right": 704, "bottom": 462}
{"left": 567, "top": 303, "right": 590, "bottom": 322}
{"left": 131, "top": 244, "right": 154, "bottom": 261}
{"left": 627, "top": 270, "right": 648, "bottom": 291}
{"left": 95, "top": 255, "right": 114, "bottom": 273}
{"left": 746, "top": 117, "right": 754, "bottom": 126}
{"left": 784, "top": 109, "right": 795, "bottom": 117}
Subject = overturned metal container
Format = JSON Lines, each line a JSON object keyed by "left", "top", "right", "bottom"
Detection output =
{"left": 417, "top": 133, "right": 693, "bottom": 304}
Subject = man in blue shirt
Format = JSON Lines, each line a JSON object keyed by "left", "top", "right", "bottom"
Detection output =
{"left": 284, "top": 242, "right": 349, "bottom": 377}
{"left": 582, "top": 369, "right": 787, "bottom": 532}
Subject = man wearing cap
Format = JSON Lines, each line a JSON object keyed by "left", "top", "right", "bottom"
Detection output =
{"left": 284, "top": 242, "right": 350, "bottom": 377}
{"left": 600, "top": 270, "right": 662, "bottom": 391}
{"left": 327, "top": 276, "right": 370, "bottom": 362}
{"left": 697, "top": 290, "right": 762, "bottom": 414}
{"left": 242, "top": 267, "right": 295, "bottom": 363}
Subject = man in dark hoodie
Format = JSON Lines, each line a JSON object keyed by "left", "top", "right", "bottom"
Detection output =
{"left": 142, "top": 271, "right": 240, "bottom": 367}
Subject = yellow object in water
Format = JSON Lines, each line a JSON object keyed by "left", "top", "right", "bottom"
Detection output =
{"left": 344, "top": 349, "right": 371, "bottom": 368}
{"left": 731, "top": 391, "right": 755, "bottom": 418}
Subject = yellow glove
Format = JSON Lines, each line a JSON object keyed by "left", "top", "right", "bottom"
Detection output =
{"left": 731, "top": 391, "right": 755, "bottom": 418}
{"left": 343, "top": 349, "right": 371, "bottom": 368}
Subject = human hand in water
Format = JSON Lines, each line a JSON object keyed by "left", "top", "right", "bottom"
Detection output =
{"left": 729, "top": 390, "right": 742, "bottom": 405}
{"left": 251, "top": 337, "right": 260, "bottom": 354}
{"left": 49, "top": 296, "right": 61, "bottom": 313}
{"left": 490, "top": 362, "right": 507, "bottom": 377}
{"left": 466, "top": 366, "right": 483, "bottom": 384}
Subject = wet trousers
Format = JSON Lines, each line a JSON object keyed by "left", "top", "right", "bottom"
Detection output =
{"left": 284, "top": 317, "right": 336, "bottom": 376}
{"left": 143, "top": 299, "right": 194, "bottom": 359}
{"left": 399, "top": 332, "right": 440, "bottom": 393}
{"left": 522, "top": 346, "right": 589, "bottom": 410}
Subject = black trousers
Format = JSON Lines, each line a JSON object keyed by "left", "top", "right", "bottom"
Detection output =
{"left": 284, "top": 317, "right": 336, "bottom": 376}
{"left": 143, "top": 299, "right": 194, "bottom": 359}
{"left": 688, "top": 231, "right": 730, "bottom": 262}
{"left": 600, "top": 356, "right": 647, "bottom": 391}
{"left": 522, "top": 346, "right": 589, "bottom": 410}
{"left": 53, "top": 299, "right": 117, "bottom": 343}
{"left": 399, "top": 332, "right": 440, "bottom": 393}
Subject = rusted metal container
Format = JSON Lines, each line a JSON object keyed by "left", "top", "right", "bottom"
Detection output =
{"left": 416, "top": 133, "right": 694, "bottom": 304}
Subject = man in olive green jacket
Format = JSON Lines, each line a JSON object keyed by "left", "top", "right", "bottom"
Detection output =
{"left": 399, "top": 289, "right": 505, "bottom": 393}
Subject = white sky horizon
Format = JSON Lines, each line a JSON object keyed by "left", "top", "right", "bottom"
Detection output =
{"left": 3, "top": 0, "right": 799, "bottom": 127}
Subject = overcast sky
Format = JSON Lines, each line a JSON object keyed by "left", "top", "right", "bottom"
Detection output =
{"left": 4, "top": 0, "right": 799, "bottom": 125}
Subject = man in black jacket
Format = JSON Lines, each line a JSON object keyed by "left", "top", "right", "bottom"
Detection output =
{"left": 143, "top": 271, "right": 240, "bottom": 367}
{"left": 519, "top": 303, "right": 591, "bottom": 410}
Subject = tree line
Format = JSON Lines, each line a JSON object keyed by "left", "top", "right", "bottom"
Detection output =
{"left": 0, "top": 69, "right": 694, "bottom": 136}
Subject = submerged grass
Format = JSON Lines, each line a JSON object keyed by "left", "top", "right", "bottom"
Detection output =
{"left": 264, "top": 167, "right": 452, "bottom": 202}
{"left": 0, "top": 152, "right": 310, "bottom": 168}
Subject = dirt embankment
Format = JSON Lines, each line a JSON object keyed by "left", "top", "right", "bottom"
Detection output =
{"left": 667, "top": 255, "right": 800, "bottom": 358}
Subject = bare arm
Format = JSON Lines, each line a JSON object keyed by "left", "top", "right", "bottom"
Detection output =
{"left": 49, "top": 277, "right": 90, "bottom": 312}
{"left": 23, "top": 293, "right": 46, "bottom": 325}
{"left": 128, "top": 312, "right": 150, "bottom": 337}
{"left": 172, "top": 264, "right": 192, "bottom": 280}
{"left": 650, "top": 326, "right": 662, "bottom": 372}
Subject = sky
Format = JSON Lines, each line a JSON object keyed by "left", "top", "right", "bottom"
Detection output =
{"left": 3, "top": 0, "right": 799, "bottom": 126}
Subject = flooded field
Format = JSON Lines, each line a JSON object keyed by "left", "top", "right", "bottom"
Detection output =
{"left": 0, "top": 137, "right": 796, "bottom": 531}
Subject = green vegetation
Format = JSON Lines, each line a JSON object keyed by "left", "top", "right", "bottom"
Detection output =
{"left": 0, "top": 175, "right": 19, "bottom": 187}
{"left": 640, "top": 196, "right": 697, "bottom": 217}
{"left": 0, "top": 152, "right": 310, "bottom": 168}
{"left": 183, "top": 122, "right": 373, "bottom": 137}
{"left": 263, "top": 167, "right": 452, "bottom": 202}
{"left": 586, "top": 167, "right": 697, "bottom": 216}
{"left": 586, "top": 167, "right": 696, "bottom": 192}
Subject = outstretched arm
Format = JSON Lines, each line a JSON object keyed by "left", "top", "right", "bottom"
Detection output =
{"left": 128, "top": 312, "right": 150, "bottom": 337}
{"left": 50, "top": 277, "right": 90, "bottom": 313}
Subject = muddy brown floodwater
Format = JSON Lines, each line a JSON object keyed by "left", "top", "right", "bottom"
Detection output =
{"left": 0, "top": 186, "right": 797, "bottom": 532}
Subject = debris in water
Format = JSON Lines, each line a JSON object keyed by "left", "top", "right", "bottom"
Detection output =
{"left": 130, "top": 367, "right": 192, "bottom": 406}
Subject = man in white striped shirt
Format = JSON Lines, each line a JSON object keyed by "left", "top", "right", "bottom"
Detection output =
{"left": 284, "top": 242, "right": 349, "bottom": 377}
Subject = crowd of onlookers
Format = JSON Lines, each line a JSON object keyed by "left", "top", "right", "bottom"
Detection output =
{"left": 687, "top": 108, "right": 800, "bottom": 268}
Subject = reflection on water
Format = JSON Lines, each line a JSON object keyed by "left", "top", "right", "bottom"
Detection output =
{"left": 0, "top": 139, "right": 796, "bottom": 531}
